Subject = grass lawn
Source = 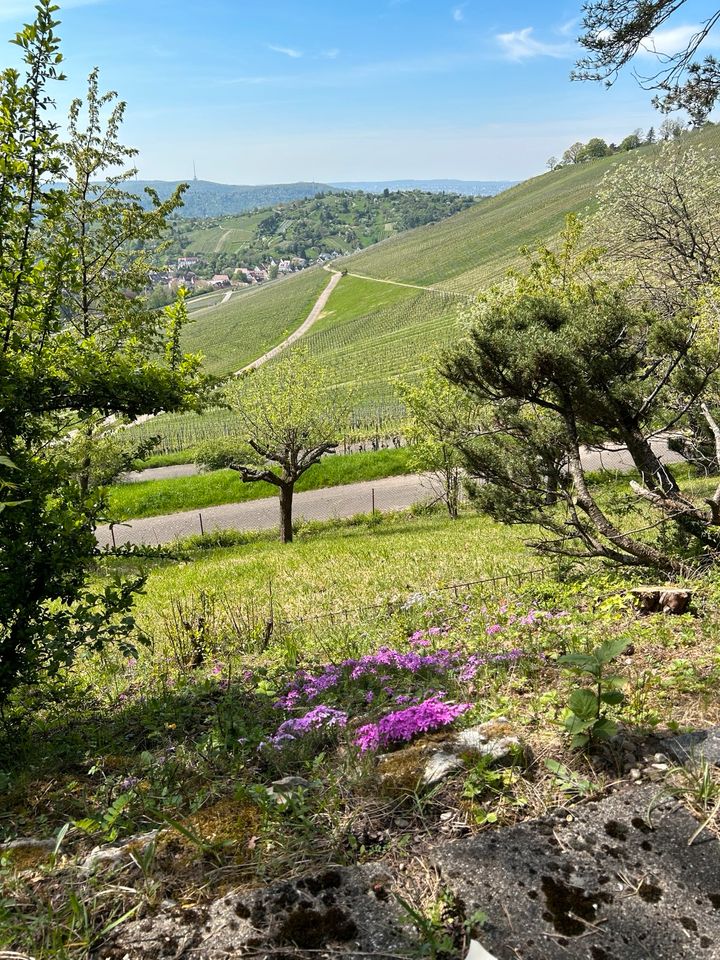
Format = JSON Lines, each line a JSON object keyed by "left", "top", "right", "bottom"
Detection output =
{"left": 109, "top": 447, "right": 414, "bottom": 520}
{"left": 4, "top": 503, "right": 720, "bottom": 957}
{"left": 137, "top": 510, "right": 533, "bottom": 628}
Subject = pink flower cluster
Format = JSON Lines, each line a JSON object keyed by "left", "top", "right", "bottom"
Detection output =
{"left": 354, "top": 697, "right": 472, "bottom": 752}
{"left": 262, "top": 705, "right": 349, "bottom": 750}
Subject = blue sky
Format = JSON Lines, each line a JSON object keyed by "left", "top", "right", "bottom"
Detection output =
{"left": 2, "top": 0, "right": 718, "bottom": 183}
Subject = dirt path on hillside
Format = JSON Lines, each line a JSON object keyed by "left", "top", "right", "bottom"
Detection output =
{"left": 236, "top": 270, "right": 343, "bottom": 374}
{"left": 215, "top": 229, "right": 233, "bottom": 253}
{"left": 323, "top": 263, "right": 471, "bottom": 299}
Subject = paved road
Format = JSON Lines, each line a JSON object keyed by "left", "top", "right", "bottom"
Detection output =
{"left": 122, "top": 463, "right": 201, "bottom": 483}
{"left": 99, "top": 436, "right": 685, "bottom": 548}
{"left": 97, "top": 473, "right": 430, "bottom": 548}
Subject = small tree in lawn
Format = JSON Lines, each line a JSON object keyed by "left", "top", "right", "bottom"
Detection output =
{"left": 398, "top": 364, "right": 481, "bottom": 519}
{"left": 198, "top": 350, "right": 349, "bottom": 543}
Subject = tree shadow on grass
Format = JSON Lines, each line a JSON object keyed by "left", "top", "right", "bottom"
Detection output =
{"left": 0, "top": 676, "right": 279, "bottom": 842}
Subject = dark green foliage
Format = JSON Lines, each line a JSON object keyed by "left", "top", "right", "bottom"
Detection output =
{"left": 444, "top": 217, "right": 720, "bottom": 572}
{"left": 558, "top": 637, "right": 629, "bottom": 748}
{"left": 0, "top": 4, "right": 208, "bottom": 707}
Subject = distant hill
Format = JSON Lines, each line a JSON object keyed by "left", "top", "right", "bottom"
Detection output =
{"left": 329, "top": 179, "right": 515, "bottom": 196}
{"left": 183, "top": 124, "right": 720, "bottom": 415}
{"left": 164, "top": 189, "right": 477, "bottom": 272}
{"left": 127, "top": 180, "right": 338, "bottom": 218}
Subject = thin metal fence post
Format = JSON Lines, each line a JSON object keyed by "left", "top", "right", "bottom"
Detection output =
{"left": 199, "top": 512, "right": 205, "bottom": 536}
{"left": 371, "top": 488, "right": 376, "bottom": 515}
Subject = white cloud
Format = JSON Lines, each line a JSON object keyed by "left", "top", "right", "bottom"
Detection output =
{"left": 452, "top": 5, "right": 467, "bottom": 23}
{"left": 638, "top": 23, "right": 706, "bottom": 58}
{"left": 0, "top": 0, "right": 105, "bottom": 20}
{"left": 557, "top": 17, "right": 579, "bottom": 38}
{"left": 496, "top": 27, "right": 574, "bottom": 61}
{"left": 321, "top": 48, "right": 340, "bottom": 60}
{"left": 268, "top": 44, "right": 303, "bottom": 59}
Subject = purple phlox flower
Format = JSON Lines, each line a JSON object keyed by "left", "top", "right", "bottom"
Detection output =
{"left": 365, "top": 690, "right": 374, "bottom": 703}
{"left": 489, "top": 648, "right": 524, "bottom": 663}
{"left": 355, "top": 697, "right": 472, "bottom": 752}
{"left": 395, "top": 694, "right": 412, "bottom": 704}
{"left": 118, "top": 775, "right": 140, "bottom": 791}
{"left": 274, "top": 689, "right": 302, "bottom": 710}
{"left": 242, "top": 669, "right": 254, "bottom": 682}
{"left": 211, "top": 662, "right": 223, "bottom": 676}
{"left": 126, "top": 657, "right": 137, "bottom": 669}
{"left": 486, "top": 624, "right": 502, "bottom": 635}
{"left": 265, "top": 705, "right": 349, "bottom": 750}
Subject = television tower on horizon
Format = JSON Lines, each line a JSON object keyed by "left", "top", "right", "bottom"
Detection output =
{"left": 193, "top": 160, "right": 198, "bottom": 182}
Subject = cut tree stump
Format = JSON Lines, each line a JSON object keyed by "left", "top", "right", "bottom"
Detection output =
{"left": 630, "top": 585, "right": 692, "bottom": 615}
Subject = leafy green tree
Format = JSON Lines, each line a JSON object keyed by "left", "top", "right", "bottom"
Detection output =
{"left": 443, "top": 217, "right": 720, "bottom": 574}
{"left": 197, "top": 350, "right": 349, "bottom": 543}
{"left": 0, "top": 4, "right": 207, "bottom": 709}
{"left": 577, "top": 137, "right": 612, "bottom": 161}
{"left": 399, "top": 365, "right": 480, "bottom": 519}
{"left": 618, "top": 129, "right": 643, "bottom": 151}
{"left": 573, "top": 0, "right": 720, "bottom": 124}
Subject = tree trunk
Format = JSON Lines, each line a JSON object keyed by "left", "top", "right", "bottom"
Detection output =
{"left": 279, "top": 481, "right": 294, "bottom": 544}
{"left": 620, "top": 425, "right": 679, "bottom": 494}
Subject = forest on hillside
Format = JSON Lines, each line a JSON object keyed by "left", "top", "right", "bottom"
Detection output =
{"left": 156, "top": 189, "right": 478, "bottom": 274}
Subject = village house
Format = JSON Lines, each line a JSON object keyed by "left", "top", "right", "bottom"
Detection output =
{"left": 210, "top": 274, "right": 231, "bottom": 288}
{"left": 177, "top": 256, "right": 201, "bottom": 270}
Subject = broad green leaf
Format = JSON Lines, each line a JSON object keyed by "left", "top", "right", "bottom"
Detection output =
{"left": 594, "top": 638, "right": 630, "bottom": 664}
{"left": 568, "top": 688, "right": 598, "bottom": 721}
{"left": 591, "top": 717, "right": 618, "bottom": 740}
{"left": 600, "top": 690, "right": 624, "bottom": 706}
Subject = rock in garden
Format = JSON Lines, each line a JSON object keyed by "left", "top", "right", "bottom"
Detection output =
{"left": 430, "top": 783, "right": 720, "bottom": 959}
{"left": 97, "top": 864, "right": 416, "bottom": 958}
{"left": 455, "top": 717, "right": 531, "bottom": 766}
{"left": 663, "top": 726, "right": 720, "bottom": 767}
{"left": 377, "top": 719, "right": 530, "bottom": 792}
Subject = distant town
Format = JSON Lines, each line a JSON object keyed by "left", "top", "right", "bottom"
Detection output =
{"left": 148, "top": 250, "right": 345, "bottom": 303}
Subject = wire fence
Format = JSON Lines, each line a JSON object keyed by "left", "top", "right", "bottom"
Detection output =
{"left": 272, "top": 567, "right": 547, "bottom": 631}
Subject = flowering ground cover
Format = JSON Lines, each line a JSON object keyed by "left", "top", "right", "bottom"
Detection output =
{"left": 2, "top": 512, "right": 720, "bottom": 957}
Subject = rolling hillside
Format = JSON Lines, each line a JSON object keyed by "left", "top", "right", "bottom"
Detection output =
{"left": 162, "top": 190, "right": 476, "bottom": 270}
{"left": 176, "top": 125, "right": 720, "bottom": 416}
{"left": 183, "top": 267, "right": 330, "bottom": 373}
